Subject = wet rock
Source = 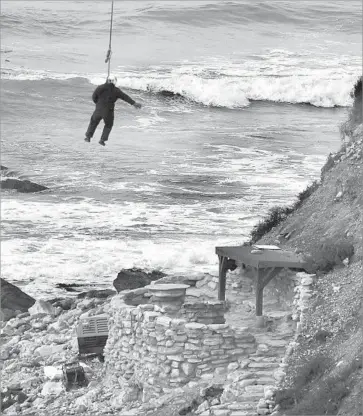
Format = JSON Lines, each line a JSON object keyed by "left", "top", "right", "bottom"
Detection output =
{"left": 113, "top": 268, "right": 166, "bottom": 292}
{"left": 1, "top": 178, "right": 48, "bottom": 193}
{"left": 158, "top": 89, "right": 183, "bottom": 99}
{"left": 16, "top": 392, "right": 28, "bottom": 404}
{"left": 77, "top": 289, "right": 116, "bottom": 299}
{"left": 1, "top": 278, "right": 36, "bottom": 321}
{"left": 55, "top": 283, "right": 86, "bottom": 292}
{"left": 1, "top": 386, "right": 28, "bottom": 412}
{"left": 50, "top": 297, "right": 75, "bottom": 311}
{"left": 0, "top": 393, "right": 16, "bottom": 411}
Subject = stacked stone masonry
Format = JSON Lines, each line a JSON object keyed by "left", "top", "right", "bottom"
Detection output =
{"left": 180, "top": 271, "right": 316, "bottom": 416}
{"left": 104, "top": 271, "right": 316, "bottom": 415}
{"left": 180, "top": 302, "right": 226, "bottom": 325}
{"left": 104, "top": 294, "right": 257, "bottom": 401}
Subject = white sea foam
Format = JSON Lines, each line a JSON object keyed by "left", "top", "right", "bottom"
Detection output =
{"left": 2, "top": 61, "right": 359, "bottom": 108}
{"left": 0, "top": 231, "right": 242, "bottom": 299}
{"left": 0, "top": 146, "right": 316, "bottom": 299}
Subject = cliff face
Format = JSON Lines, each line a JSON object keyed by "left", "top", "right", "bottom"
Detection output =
{"left": 255, "top": 78, "right": 362, "bottom": 415}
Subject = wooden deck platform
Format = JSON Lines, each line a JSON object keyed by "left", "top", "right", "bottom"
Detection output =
{"left": 215, "top": 245, "right": 307, "bottom": 316}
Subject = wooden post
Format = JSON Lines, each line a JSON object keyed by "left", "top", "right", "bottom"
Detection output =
{"left": 255, "top": 267, "right": 263, "bottom": 316}
{"left": 218, "top": 255, "right": 227, "bottom": 301}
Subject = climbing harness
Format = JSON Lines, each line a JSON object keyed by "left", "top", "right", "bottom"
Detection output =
{"left": 105, "top": 0, "right": 114, "bottom": 80}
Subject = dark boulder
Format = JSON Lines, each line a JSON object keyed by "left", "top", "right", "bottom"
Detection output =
{"left": 49, "top": 297, "right": 75, "bottom": 311}
{"left": 1, "top": 178, "right": 48, "bottom": 193}
{"left": 113, "top": 268, "right": 166, "bottom": 293}
{"left": 55, "top": 283, "right": 113, "bottom": 297}
{"left": 77, "top": 289, "right": 116, "bottom": 299}
{"left": 158, "top": 90, "right": 183, "bottom": 99}
{"left": 0, "top": 387, "right": 28, "bottom": 411}
{"left": 0, "top": 278, "right": 36, "bottom": 321}
{"left": 56, "top": 283, "right": 85, "bottom": 292}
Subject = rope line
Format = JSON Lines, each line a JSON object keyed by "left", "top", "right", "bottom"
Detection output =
{"left": 105, "top": 0, "right": 114, "bottom": 79}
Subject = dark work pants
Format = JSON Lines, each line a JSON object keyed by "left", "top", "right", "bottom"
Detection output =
{"left": 85, "top": 109, "right": 114, "bottom": 142}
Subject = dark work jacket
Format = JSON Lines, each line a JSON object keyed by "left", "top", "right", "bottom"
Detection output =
{"left": 92, "top": 83, "right": 135, "bottom": 113}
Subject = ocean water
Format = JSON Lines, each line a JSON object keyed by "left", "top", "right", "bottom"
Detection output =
{"left": 1, "top": 0, "right": 361, "bottom": 298}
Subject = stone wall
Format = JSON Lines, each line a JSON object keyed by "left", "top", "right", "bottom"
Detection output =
{"left": 196, "top": 266, "right": 298, "bottom": 315}
{"left": 234, "top": 266, "right": 297, "bottom": 312}
{"left": 291, "top": 272, "right": 316, "bottom": 336}
{"left": 104, "top": 292, "right": 257, "bottom": 403}
{"left": 180, "top": 301, "right": 226, "bottom": 324}
{"left": 122, "top": 288, "right": 151, "bottom": 306}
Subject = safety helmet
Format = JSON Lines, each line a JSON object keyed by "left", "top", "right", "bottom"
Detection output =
{"left": 107, "top": 74, "right": 117, "bottom": 85}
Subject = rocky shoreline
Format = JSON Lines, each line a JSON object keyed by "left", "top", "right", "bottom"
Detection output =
{"left": 0, "top": 166, "right": 48, "bottom": 193}
{"left": 1, "top": 264, "right": 305, "bottom": 416}
{"left": 2, "top": 130, "right": 362, "bottom": 416}
{"left": 0, "top": 287, "right": 112, "bottom": 415}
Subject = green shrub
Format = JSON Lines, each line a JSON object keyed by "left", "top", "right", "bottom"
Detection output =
{"left": 250, "top": 206, "right": 294, "bottom": 243}
{"left": 249, "top": 181, "right": 320, "bottom": 244}
{"left": 287, "top": 380, "right": 349, "bottom": 415}
{"left": 275, "top": 354, "right": 331, "bottom": 410}
{"left": 305, "top": 238, "right": 355, "bottom": 274}
{"left": 284, "top": 356, "right": 362, "bottom": 415}
{"left": 340, "top": 76, "right": 362, "bottom": 143}
{"left": 294, "top": 181, "right": 319, "bottom": 209}
{"left": 314, "top": 329, "right": 333, "bottom": 343}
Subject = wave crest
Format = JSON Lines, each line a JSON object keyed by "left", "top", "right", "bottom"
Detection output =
{"left": 1, "top": 66, "right": 358, "bottom": 108}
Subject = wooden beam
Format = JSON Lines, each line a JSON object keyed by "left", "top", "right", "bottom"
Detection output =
{"left": 260, "top": 267, "right": 283, "bottom": 289}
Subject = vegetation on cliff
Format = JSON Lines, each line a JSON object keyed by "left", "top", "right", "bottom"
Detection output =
{"left": 250, "top": 76, "right": 363, "bottom": 416}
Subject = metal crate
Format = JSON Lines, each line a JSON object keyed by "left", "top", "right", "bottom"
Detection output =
{"left": 76, "top": 314, "right": 109, "bottom": 355}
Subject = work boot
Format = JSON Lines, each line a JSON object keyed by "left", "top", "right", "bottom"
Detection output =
{"left": 99, "top": 140, "right": 106, "bottom": 146}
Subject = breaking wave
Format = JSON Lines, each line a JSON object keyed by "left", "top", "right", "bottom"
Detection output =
{"left": 2, "top": 66, "right": 358, "bottom": 108}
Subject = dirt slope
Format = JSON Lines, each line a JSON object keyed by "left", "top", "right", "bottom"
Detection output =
{"left": 253, "top": 80, "right": 362, "bottom": 415}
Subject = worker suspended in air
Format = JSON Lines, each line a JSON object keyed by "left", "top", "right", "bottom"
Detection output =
{"left": 84, "top": 75, "right": 142, "bottom": 146}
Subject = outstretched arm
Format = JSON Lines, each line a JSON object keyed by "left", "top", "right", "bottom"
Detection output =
{"left": 116, "top": 88, "right": 142, "bottom": 108}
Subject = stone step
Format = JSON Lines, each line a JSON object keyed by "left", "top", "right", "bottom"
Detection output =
{"left": 227, "top": 403, "right": 256, "bottom": 411}
{"left": 210, "top": 411, "right": 257, "bottom": 416}
{"left": 236, "top": 393, "right": 263, "bottom": 402}
{"left": 210, "top": 409, "right": 257, "bottom": 416}
{"left": 249, "top": 356, "right": 279, "bottom": 362}
{"left": 254, "top": 350, "right": 285, "bottom": 358}
{"left": 250, "top": 370, "right": 277, "bottom": 378}
{"left": 248, "top": 362, "right": 280, "bottom": 369}
{"left": 255, "top": 377, "right": 275, "bottom": 385}
{"left": 254, "top": 339, "right": 289, "bottom": 348}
